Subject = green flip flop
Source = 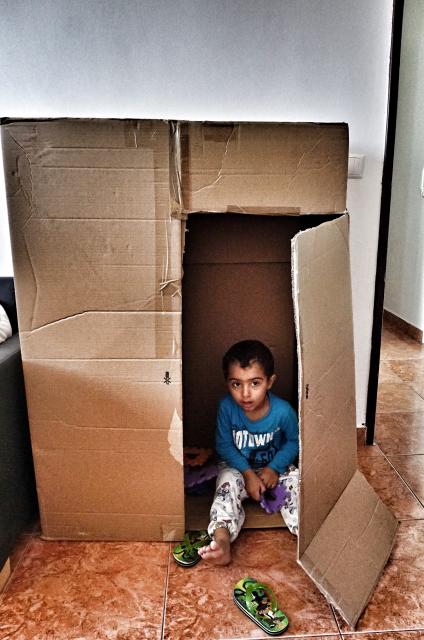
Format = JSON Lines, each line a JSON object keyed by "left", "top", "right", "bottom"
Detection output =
{"left": 172, "top": 530, "right": 211, "bottom": 567}
{"left": 233, "top": 576, "right": 289, "bottom": 636}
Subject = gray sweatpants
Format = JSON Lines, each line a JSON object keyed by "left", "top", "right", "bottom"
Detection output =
{"left": 208, "top": 463, "right": 299, "bottom": 542}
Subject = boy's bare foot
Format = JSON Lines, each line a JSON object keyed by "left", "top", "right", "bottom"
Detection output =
{"left": 198, "top": 528, "right": 231, "bottom": 565}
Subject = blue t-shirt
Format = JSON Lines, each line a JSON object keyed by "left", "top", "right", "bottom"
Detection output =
{"left": 215, "top": 391, "right": 299, "bottom": 475}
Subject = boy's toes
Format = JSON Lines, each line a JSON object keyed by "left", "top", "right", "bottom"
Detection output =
{"left": 198, "top": 539, "right": 231, "bottom": 565}
{"left": 198, "top": 543, "right": 218, "bottom": 559}
{"left": 198, "top": 545, "right": 209, "bottom": 556}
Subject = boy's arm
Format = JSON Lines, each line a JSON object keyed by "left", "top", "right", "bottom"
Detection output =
{"left": 267, "top": 404, "right": 299, "bottom": 475}
{"left": 215, "top": 401, "right": 251, "bottom": 473}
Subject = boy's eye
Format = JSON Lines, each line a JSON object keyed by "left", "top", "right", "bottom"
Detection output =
{"left": 251, "top": 380, "right": 260, "bottom": 387}
{"left": 231, "top": 381, "right": 240, "bottom": 389}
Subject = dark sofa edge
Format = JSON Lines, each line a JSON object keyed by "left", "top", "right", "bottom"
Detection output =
{"left": 0, "top": 276, "right": 18, "bottom": 334}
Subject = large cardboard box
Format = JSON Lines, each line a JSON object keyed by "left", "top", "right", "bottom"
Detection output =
{"left": 1, "top": 118, "right": 398, "bottom": 627}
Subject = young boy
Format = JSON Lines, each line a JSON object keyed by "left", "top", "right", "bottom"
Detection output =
{"left": 198, "top": 340, "right": 299, "bottom": 565}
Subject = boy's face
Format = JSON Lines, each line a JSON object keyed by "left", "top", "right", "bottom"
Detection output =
{"left": 226, "top": 360, "right": 276, "bottom": 416}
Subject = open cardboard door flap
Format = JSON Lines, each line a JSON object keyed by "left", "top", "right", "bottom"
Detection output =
{"left": 292, "top": 215, "right": 398, "bottom": 627}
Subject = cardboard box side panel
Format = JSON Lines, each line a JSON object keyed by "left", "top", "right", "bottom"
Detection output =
{"left": 10, "top": 218, "right": 181, "bottom": 331}
{"left": 178, "top": 123, "right": 348, "bottom": 215}
{"left": 20, "top": 312, "right": 181, "bottom": 360}
{"left": 34, "top": 445, "right": 184, "bottom": 516}
{"left": 1, "top": 121, "right": 181, "bottom": 332}
{"left": 41, "top": 513, "right": 184, "bottom": 542}
{"left": 23, "top": 359, "right": 182, "bottom": 443}
{"left": 299, "top": 470, "right": 398, "bottom": 627}
{"left": 292, "top": 215, "right": 357, "bottom": 556}
{"left": 23, "top": 357, "right": 184, "bottom": 540}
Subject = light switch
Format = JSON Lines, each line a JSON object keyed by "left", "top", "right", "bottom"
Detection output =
{"left": 348, "top": 154, "right": 365, "bottom": 179}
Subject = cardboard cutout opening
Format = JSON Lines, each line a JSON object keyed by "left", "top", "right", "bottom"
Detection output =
{"left": 182, "top": 212, "right": 336, "bottom": 529}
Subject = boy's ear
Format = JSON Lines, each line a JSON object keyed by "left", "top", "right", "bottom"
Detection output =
{"left": 267, "top": 374, "right": 277, "bottom": 389}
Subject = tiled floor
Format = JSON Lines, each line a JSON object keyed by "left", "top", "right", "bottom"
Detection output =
{"left": 1, "top": 321, "right": 424, "bottom": 639}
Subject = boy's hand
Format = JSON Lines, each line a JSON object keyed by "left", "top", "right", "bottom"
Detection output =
{"left": 258, "top": 466, "right": 279, "bottom": 489}
{"left": 242, "top": 468, "right": 266, "bottom": 501}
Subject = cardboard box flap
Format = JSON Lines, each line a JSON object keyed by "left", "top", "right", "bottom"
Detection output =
{"left": 292, "top": 215, "right": 398, "bottom": 626}
{"left": 299, "top": 469, "right": 398, "bottom": 627}
{"left": 292, "top": 215, "right": 357, "bottom": 554}
{"left": 172, "top": 122, "right": 348, "bottom": 217}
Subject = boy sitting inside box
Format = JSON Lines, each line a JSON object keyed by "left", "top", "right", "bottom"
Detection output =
{"left": 199, "top": 340, "right": 299, "bottom": 565}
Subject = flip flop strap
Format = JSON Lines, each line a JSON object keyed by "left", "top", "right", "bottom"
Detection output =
{"left": 181, "top": 532, "right": 208, "bottom": 556}
{"left": 244, "top": 582, "right": 278, "bottom": 617}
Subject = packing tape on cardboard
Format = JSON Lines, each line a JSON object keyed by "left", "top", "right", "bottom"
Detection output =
{"left": 224, "top": 205, "right": 302, "bottom": 215}
{"left": 168, "top": 408, "right": 183, "bottom": 466}
{"left": 169, "top": 121, "right": 186, "bottom": 219}
{"left": 144, "top": 120, "right": 182, "bottom": 363}
{"left": 159, "top": 277, "right": 181, "bottom": 299}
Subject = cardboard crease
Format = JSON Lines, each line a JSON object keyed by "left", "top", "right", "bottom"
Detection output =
{"left": 189, "top": 125, "right": 236, "bottom": 197}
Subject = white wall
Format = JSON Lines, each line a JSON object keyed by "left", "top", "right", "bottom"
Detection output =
{"left": 385, "top": 0, "right": 424, "bottom": 335}
{"left": 0, "top": 0, "right": 393, "bottom": 424}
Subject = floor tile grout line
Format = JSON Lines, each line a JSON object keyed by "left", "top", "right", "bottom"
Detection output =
{"left": 160, "top": 543, "right": 172, "bottom": 640}
{"left": 401, "top": 379, "right": 424, "bottom": 403}
{"left": 329, "top": 603, "right": 344, "bottom": 639}
{"left": 375, "top": 450, "right": 424, "bottom": 457}
{"left": 339, "top": 628, "right": 424, "bottom": 636}
{"left": 222, "top": 635, "right": 343, "bottom": 639}
{"left": 413, "top": 387, "right": 424, "bottom": 402}
{"left": 381, "top": 355, "right": 424, "bottom": 400}
{"left": 374, "top": 443, "right": 424, "bottom": 510}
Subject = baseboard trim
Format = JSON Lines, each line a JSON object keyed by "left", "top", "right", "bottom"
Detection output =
{"left": 383, "top": 309, "right": 424, "bottom": 343}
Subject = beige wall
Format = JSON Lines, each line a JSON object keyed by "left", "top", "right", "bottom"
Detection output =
{"left": 385, "top": 0, "right": 424, "bottom": 337}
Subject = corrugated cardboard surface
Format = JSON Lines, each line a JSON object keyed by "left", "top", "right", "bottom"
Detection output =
{"left": 2, "top": 119, "right": 184, "bottom": 541}
{"left": 292, "top": 215, "right": 398, "bottom": 626}
{"left": 293, "top": 215, "right": 358, "bottom": 554}
{"left": 2, "top": 119, "right": 397, "bottom": 626}
{"left": 300, "top": 469, "right": 398, "bottom": 628}
{"left": 172, "top": 122, "right": 348, "bottom": 217}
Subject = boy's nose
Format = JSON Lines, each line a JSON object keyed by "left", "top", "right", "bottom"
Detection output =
{"left": 241, "top": 385, "right": 251, "bottom": 398}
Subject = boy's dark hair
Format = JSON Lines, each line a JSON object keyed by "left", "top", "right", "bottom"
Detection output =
{"left": 222, "top": 340, "right": 275, "bottom": 379}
